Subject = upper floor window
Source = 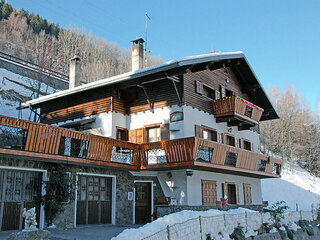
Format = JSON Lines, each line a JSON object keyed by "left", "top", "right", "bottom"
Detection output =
{"left": 244, "top": 105, "right": 253, "bottom": 118}
{"left": 116, "top": 127, "right": 128, "bottom": 141}
{"left": 203, "top": 85, "right": 215, "bottom": 99}
{"left": 243, "top": 140, "right": 251, "bottom": 151}
{"left": 257, "top": 159, "right": 267, "bottom": 172}
{"left": 147, "top": 126, "right": 161, "bottom": 143}
{"left": 195, "top": 125, "right": 217, "bottom": 142}
{"left": 226, "top": 135, "right": 235, "bottom": 147}
{"left": 170, "top": 111, "right": 183, "bottom": 122}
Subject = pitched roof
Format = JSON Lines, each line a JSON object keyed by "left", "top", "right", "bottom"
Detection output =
{"left": 21, "top": 51, "right": 279, "bottom": 120}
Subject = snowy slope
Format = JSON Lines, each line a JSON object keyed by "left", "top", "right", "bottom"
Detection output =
{"left": 0, "top": 68, "right": 59, "bottom": 119}
{"left": 261, "top": 162, "right": 320, "bottom": 211}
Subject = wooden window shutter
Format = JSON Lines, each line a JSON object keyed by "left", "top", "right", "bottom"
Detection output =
{"left": 195, "top": 80, "right": 204, "bottom": 95}
{"left": 195, "top": 125, "right": 203, "bottom": 138}
{"left": 136, "top": 128, "right": 145, "bottom": 144}
{"left": 235, "top": 137, "right": 239, "bottom": 148}
{"left": 220, "top": 85, "right": 226, "bottom": 98}
{"left": 160, "top": 123, "right": 170, "bottom": 141}
{"left": 128, "top": 129, "right": 137, "bottom": 143}
{"left": 214, "top": 89, "right": 220, "bottom": 100}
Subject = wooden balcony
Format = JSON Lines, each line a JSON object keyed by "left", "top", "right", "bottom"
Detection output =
{"left": 212, "top": 96, "right": 264, "bottom": 129}
{"left": 140, "top": 137, "right": 282, "bottom": 178}
{"left": 0, "top": 115, "right": 139, "bottom": 170}
{"left": 0, "top": 115, "right": 282, "bottom": 178}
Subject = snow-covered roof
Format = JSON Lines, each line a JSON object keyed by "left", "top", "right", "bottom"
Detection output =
{"left": 21, "top": 51, "right": 244, "bottom": 108}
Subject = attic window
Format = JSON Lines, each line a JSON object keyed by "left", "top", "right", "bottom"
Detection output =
{"left": 203, "top": 85, "right": 215, "bottom": 99}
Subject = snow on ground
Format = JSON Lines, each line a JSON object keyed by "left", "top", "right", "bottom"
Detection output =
{"left": 262, "top": 162, "right": 320, "bottom": 211}
{"left": 112, "top": 208, "right": 256, "bottom": 240}
{"left": 0, "top": 68, "right": 58, "bottom": 119}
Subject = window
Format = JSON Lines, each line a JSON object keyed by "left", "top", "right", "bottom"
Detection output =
{"left": 224, "top": 151, "right": 238, "bottom": 167}
{"left": 257, "top": 159, "right": 267, "bottom": 172}
{"left": 244, "top": 105, "right": 253, "bottom": 118}
{"left": 147, "top": 126, "right": 161, "bottom": 143}
{"left": 170, "top": 111, "right": 183, "bottom": 122}
{"left": 226, "top": 135, "right": 235, "bottom": 147}
{"left": 273, "top": 163, "right": 281, "bottom": 175}
{"left": 225, "top": 89, "right": 234, "bottom": 97}
{"left": 203, "top": 129, "right": 217, "bottom": 142}
{"left": 243, "top": 140, "right": 251, "bottom": 151}
{"left": 203, "top": 85, "right": 215, "bottom": 99}
{"left": 116, "top": 127, "right": 128, "bottom": 141}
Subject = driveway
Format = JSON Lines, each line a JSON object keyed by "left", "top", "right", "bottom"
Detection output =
{"left": 0, "top": 224, "right": 138, "bottom": 240}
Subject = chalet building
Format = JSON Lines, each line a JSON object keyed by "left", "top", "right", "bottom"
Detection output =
{"left": 0, "top": 38, "right": 282, "bottom": 231}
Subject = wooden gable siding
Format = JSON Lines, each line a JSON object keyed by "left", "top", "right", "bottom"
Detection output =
{"left": 126, "top": 79, "right": 182, "bottom": 114}
{"left": 40, "top": 87, "right": 127, "bottom": 124}
{"left": 184, "top": 68, "right": 252, "bottom": 114}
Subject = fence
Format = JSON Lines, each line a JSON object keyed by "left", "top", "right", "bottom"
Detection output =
{"left": 141, "top": 210, "right": 318, "bottom": 240}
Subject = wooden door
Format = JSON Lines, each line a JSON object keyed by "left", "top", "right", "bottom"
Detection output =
{"left": 201, "top": 180, "right": 217, "bottom": 205}
{"left": 0, "top": 170, "right": 42, "bottom": 231}
{"left": 76, "top": 175, "right": 112, "bottom": 225}
{"left": 243, "top": 184, "right": 252, "bottom": 205}
{"left": 135, "top": 182, "right": 151, "bottom": 224}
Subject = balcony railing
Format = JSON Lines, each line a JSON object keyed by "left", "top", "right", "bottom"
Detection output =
{"left": 0, "top": 115, "right": 139, "bottom": 169}
{"left": 0, "top": 115, "right": 282, "bottom": 178}
{"left": 141, "top": 137, "right": 282, "bottom": 178}
{"left": 212, "top": 96, "right": 264, "bottom": 124}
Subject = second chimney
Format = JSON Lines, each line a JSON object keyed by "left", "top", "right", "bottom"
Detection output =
{"left": 69, "top": 56, "right": 81, "bottom": 89}
{"left": 131, "top": 37, "right": 144, "bottom": 71}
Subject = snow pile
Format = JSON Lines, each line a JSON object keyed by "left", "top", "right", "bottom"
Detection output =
{"left": 262, "top": 162, "right": 320, "bottom": 211}
{"left": 269, "top": 227, "right": 278, "bottom": 233}
{"left": 287, "top": 222, "right": 300, "bottom": 232}
{"left": 112, "top": 208, "right": 256, "bottom": 240}
{"left": 244, "top": 228, "right": 258, "bottom": 238}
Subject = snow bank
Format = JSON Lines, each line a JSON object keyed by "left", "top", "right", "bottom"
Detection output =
{"left": 112, "top": 208, "right": 255, "bottom": 240}
{"left": 262, "top": 162, "right": 320, "bottom": 211}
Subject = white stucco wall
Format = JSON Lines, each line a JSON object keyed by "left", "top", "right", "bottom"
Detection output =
{"left": 186, "top": 170, "right": 262, "bottom": 205}
{"left": 157, "top": 169, "right": 262, "bottom": 206}
{"left": 157, "top": 170, "right": 188, "bottom": 205}
{"left": 86, "top": 104, "right": 260, "bottom": 152}
{"left": 182, "top": 105, "right": 260, "bottom": 153}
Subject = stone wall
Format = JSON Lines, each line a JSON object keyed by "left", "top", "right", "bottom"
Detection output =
{"left": 0, "top": 155, "right": 165, "bottom": 229}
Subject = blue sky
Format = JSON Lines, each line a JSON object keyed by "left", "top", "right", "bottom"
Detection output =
{"left": 9, "top": 0, "right": 320, "bottom": 113}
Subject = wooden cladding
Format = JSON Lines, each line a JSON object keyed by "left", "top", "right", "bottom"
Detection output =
{"left": 0, "top": 115, "right": 282, "bottom": 177}
{"left": 0, "top": 115, "right": 139, "bottom": 169}
{"left": 213, "top": 96, "right": 264, "bottom": 123}
{"left": 41, "top": 97, "right": 126, "bottom": 124}
{"left": 202, "top": 180, "right": 217, "bottom": 205}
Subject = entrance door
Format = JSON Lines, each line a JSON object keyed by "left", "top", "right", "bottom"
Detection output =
{"left": 76, "top": 175, "right": 112, "bottom": 225}
{"left": 0, "top": 169, "right": 42, "bottom": 231}
{"left": 134, "top": 182, "right": 151, "bottom": 224}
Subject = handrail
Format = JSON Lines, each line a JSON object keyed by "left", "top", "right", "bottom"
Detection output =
{"left": 212, "top": 96, "right": 264, "bottom": 122}
{"left": 0, "top": 114, "right": 282, "bottom": 176}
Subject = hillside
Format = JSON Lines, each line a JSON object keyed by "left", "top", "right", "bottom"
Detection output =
{"left": 0, "top": 67, "right": 64, "bottom": 119}
{"left": 261, "top": 162, "right": 320, "bottom": 211}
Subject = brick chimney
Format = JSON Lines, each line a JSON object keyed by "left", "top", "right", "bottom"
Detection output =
{"left": 131, "top": 37, "right": 144, "bottom": 71}
{"left": 69, "top": 56, "right": 81, "bottom": 89}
